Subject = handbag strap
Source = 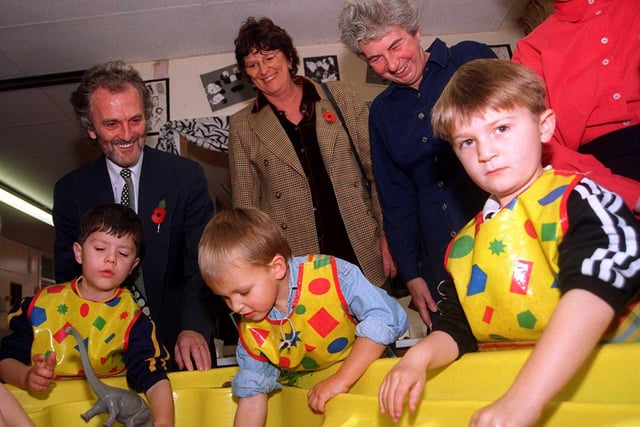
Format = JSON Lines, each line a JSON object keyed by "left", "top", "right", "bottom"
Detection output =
{"left": 321, "top": 82, "right": 371, "bottom": 195}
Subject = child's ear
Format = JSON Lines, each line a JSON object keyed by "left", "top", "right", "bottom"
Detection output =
{"left": 129, "top": 257, "right": 140, "bottom": 274}
{"left": 269, "top": 254, "right": 288, "bottom": 280}
{"left": 72, "top": 242, "right": 83, "bottom": 264}
{"left": 539, "top": 109, "right": 556, "bottom": 143}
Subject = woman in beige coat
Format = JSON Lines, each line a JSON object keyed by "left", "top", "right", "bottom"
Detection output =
{"left": 228, "top": 17, "right": 393, "bottom": 287}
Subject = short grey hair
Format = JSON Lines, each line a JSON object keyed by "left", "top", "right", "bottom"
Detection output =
{"left": 338, "top": 0, "right": 420, "bottom": 59}
{"left": 70, "top": 61, "right": 152, "bottom": 130}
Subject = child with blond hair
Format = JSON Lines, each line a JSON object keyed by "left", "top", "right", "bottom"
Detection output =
{"left": 379, "top": 59, "right": 640, "bottom": 426}
{"left": 199, "top": 207, "right": 407, "bottom": 427}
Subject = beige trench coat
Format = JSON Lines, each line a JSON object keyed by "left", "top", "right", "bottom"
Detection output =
{"left": 228, "top": 79, "right": 386, "bottom": 286}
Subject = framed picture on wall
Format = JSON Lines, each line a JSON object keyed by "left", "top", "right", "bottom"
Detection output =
{"left": 303, "top": 55, "right": 340, "bottom": 83}
{"left": 489, "top": 44, "right": 513, "bottom": 60}
{"left": 200, "top": 64, "right": 256, "bottom": 113}
{"left": 145, "top": 78, "right": 170, "bottom": 135}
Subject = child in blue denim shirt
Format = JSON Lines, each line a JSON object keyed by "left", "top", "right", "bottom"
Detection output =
{"left": 198, "top": 207, "right": 407, "bottom": 427}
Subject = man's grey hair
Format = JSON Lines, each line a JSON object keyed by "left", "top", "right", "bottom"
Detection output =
{"left": 70, "top": 60, "right": 152, "bottom": 130}
{"left": 338, "top": 0, "right": 420, "bottom": 59}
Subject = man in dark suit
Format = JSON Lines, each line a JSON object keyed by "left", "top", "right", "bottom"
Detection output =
{"left": 53, "top": 61, "right": 217, "bottom": 371}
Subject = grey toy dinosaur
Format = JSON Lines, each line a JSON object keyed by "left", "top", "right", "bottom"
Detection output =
{"left": 65, "top": 326, "right": 152, "bottom": 427}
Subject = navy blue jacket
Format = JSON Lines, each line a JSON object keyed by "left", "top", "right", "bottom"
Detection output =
{"left": 369, "top": 38, "right": 495, "bottom": 297}
{"left": 53, "top": 146, "right": 215, "bottom": 368}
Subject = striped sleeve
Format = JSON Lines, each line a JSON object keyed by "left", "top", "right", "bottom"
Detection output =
{"left": 124, "top": 315, "right": 170, "bottom": 393}
{"left": 558, "top": 177, "right": 640, "bottom": 311}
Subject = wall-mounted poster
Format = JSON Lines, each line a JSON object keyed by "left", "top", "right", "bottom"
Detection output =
{"left": 489, "top": 44, "right": 513, "bottom": 60}
{"left": 145, "top": 78, "right": 169, "bottom": 135}
{"left": 200, "top": 65, "right": 256, "bottom": 113}
{"left": 303, "top": 55, "right": 340, "bottom": 83}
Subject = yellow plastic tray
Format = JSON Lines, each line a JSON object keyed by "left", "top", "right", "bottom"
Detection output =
{"left": 7, "top": 343, "right": 640, "bottom": 426}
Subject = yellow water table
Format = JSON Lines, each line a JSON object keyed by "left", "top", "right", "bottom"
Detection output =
{"left": 7, "top": 342, "right": 640, "bottom": 426}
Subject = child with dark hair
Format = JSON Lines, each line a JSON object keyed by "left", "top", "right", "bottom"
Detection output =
{"left": 0, "top": 204, "right": 174, "bottom": 426}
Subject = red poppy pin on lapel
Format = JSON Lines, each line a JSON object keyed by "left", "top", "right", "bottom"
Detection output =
{"left": 321, "top": 108, "right": 337, "bottom": 123}
{"left": 151, "top": 199, "right": 166, "bottom": 233}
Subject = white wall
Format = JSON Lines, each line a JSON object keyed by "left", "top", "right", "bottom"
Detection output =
{"left": 135, "top": 27, "right": 524, "bottom": 123}
{"left": 0, "top": 236, "right": 50, "bottom": 332}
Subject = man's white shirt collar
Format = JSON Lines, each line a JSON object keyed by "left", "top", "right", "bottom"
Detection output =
{"left": 106, "top": 151, "right": 144, "bottom": 212}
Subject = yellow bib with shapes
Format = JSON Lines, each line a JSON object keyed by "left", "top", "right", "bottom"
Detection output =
{"left": 239, "top": 255, "right": 357, "bottom": 372}
{"left": 29, "top": 279, "right": 140, "bottom": 377}
{"left": 446, "top": 170, "right": 579, "bottom": 343}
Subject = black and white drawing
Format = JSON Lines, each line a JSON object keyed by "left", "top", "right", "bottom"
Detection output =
{"left": 145, "top": 78, "right": 169, "bottom": 135}
{"left": 200, "top": 65, "right": 256, "bottom": 112}
{"left": 303, "top": 55, "right": 340, "bottom": 83}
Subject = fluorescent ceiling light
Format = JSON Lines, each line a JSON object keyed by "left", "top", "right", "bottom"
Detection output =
{"left": 0, "top": 184, "right": 53, "bottom": 226}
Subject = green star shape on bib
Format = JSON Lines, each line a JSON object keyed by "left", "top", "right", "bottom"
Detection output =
{"left": 489, "top": 239, "right": 506, "bottom": 255}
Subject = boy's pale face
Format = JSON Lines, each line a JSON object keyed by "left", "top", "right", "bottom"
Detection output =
{"left": 73, "top": 231, "right": 139, "bottom": 301}
{"left": 450, "top": 106, "right": 555, "bottom": 207}
{"left": 211, "top": 255, "right": 289, "bottom": 321}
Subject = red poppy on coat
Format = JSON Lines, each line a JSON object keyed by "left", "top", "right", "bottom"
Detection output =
{"left": 151, "top": 207, "right": 166, "bottom": 224}
{"left": 322, "top": 110, "right": 337, "bottom": 123}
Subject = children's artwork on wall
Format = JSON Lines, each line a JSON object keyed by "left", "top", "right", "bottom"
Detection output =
{"left": 200, "top": 65, "right": 256, "bottom": 112}
{"left": 365, "top": 65, "right": 390, "bottom": 86}
{"left": 157, "top": 116, "right": 230, "bottom": 154}
{"left": 145, "top": 78, "right": 169, "bottom": 135}
{"left": 489, "top": 44, "right": 513, "bottom": 60}
{"left": 303, "top": 55, "right": 340, "bottom": 83}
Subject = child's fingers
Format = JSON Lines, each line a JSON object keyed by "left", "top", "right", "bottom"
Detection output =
{"left": 33, "top": 363, "right": 55, "bottom": 381}
{"left": 27, "top": 367, "right": 54, "bottom": 392}
{"left": 45, "top": 352, "right": 57, "bottom": 369}
{"left": 306, "top": 385, "right": 329, "bottom": 414}
{"left": 31, "top": 353, "right": 45, "bottom": 364}
{"left": 378, "top": 380, "right": 390, "bottom": 414}
{"left": 28, "top": 352, "right": 56, "bottom": 390}
{"left": 308, "top": 395, "right": 325, "bottom": 414}
{"left": 407, "top": 382, "right": 422, "bottom": 412}
{"left": 391, "top": 381, "right": 409, "bottom": 421}
{"left": 379, "top": 373, "right": 406, "bottom": 422}
{"left": 32, "top": 352, "right": 56, "bottom": 374}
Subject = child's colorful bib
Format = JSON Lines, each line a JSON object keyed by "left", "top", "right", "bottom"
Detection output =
{"left": 446, "top": 170, "right": 579, "bottom": 342}
{"left": 239, "top": 255, "right": 357, "bottom": 372}
{"left": 29, "top": 279, "right": 140, "bottom": 377}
